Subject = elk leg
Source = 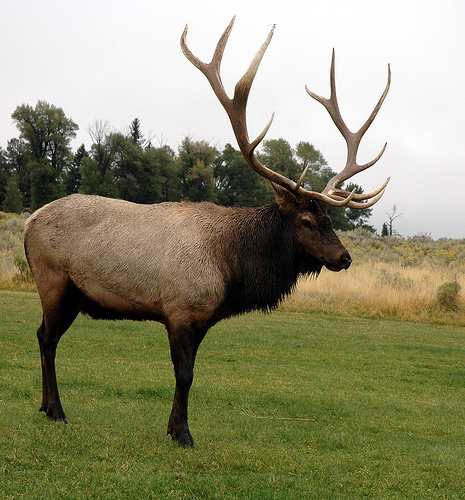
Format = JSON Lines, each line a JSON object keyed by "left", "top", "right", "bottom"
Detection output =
{"left": 37, "top": 319, "right": 50, "bottom": 414}
{"left": 37, "top": 285, "right": 79, "bottom": 422}
{"left": 166, "top": 324, "right": 207, "bottom": 448}
{"left": 38, "top": 322, "right": 67, "bottom": 422}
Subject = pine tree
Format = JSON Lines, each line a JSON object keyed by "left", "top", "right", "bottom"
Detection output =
{"left": 129, "top": 118, "right": 144, "bottom": 147}
{"left": 2, "top": 173, "right": 23, "bottom": 213}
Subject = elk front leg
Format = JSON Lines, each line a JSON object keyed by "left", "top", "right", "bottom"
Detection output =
{"left": 166, "top": 323, "right": 206, "bottom": 448}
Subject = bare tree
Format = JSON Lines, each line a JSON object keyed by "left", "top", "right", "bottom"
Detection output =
{"left": 87, "top": 119, "right": 112, "bottom": 146}
{"left": 385, "top": 204, "right": 403, "bottom": 236}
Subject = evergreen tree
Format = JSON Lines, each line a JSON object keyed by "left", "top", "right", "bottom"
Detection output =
{"left": 5, "top": 138, "right": 31, "bottom": 208}
{"left": 110, "top": 132, "right": 144, "bottom": 201}
{"left": 0, "top": 147, "right": 9, "bottom": 208}
{"left": 2, "top": 172, "right": 23, "bottom": 213}
{"left": 79, "top": 157, "right": 117, "bottom": 197}
{"left": 344, "top": 182, "right": 374, "bottom": 231}
{"left": 129, "top": 118, "right": 144, "bottom": 147}
{"left": 79, "top": 157, "right": 101, "bottom": 195}
{"left": 64, "top": 144, "right": 88, "bottom": 195}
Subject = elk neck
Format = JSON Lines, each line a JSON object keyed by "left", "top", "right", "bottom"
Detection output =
{"left": 213, "top": 202, "right": 316, "bottom": 317}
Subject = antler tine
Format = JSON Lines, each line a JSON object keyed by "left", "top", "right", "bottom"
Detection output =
{"left": 358, "top": 64, "right": 391, "bottom": 144}
{"left": 305, "top": 49, "right": 391, "bottom": 205}
{"left": 180, "top": 18, "right": 235, "bottom": 107}
{"left": 330, "top": 176, "right": 390, "bottom": 201}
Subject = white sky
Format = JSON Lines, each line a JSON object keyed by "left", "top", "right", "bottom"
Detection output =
{"left": 1, "top": 0, "right": 464, "bottom": 239}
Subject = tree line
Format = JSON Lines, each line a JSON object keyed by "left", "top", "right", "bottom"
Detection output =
{"left": 0, "top": 100, "right": 373, "bottom": 231}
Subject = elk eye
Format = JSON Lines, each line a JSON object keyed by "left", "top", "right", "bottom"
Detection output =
{"left": 302, "top": 219, "right": 313, "bottom": 229}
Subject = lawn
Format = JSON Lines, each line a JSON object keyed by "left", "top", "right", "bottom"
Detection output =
{"left": 1, "top": 290, "right": 464, "bottom": 498}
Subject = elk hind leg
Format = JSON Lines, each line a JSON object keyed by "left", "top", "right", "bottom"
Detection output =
{"left": 37, "top": 283, "right": 79, "bottom": 423}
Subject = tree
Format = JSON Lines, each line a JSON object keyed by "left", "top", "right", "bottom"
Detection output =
{"left": 79, "top": 157, "right": 117, "bottom": 197}
{"left": 258, "top": 138, "right": 300, "bottom": 181}
{"left": 295, "top": 141, "right": 328, "bottom": 182}
{"left": 186, "top": 159, "right": 217, "bottom": 202}
{"left": 109, "top": 132, "right": 144, "bottom": 202}
{"left": 5, "top": 139, "right": 30, "bottom": 208}
{"left": 87, "top": 119, "right": 114, "bottom": 178}
{"left": 143, "top": 145, "right": 180, "bottom": 202}
{"left": 0, "top": 147, "right": 9, "bottom": 208}
{"left": 2, "top": 172, "right": 23, "bottom": 213}
{"left": 178, "top": 137, "right": 218, "bottom": 202}
{"left": 64, "top": 144, "right": 88, "bottom": 195}
{"left": 11, "top": 101, "right": 78, "bottom": 210}
{"left": 293, "top": 141, "right": 374, "bottom": 231}
{"left": 79, "top": 120, "right": 119, "bottom": 198}
{"left": 344, "top": 182, "right": 374, "bottom": 231}
{"left": 110, "top": 131, "right": 163, "bottom": 203}
{"left": 81, "top": 119, "right": 181, "bottom": 204}
{"left": 29, "top": 158, "right": 64, "bottom": 209}
{"left": 12, "top": 101, "right": 78, "bottom": 170}
{"left": 129, "top": 118, "right": 144, "bottom": 147}
{"left": 385, "top": 205, "right": 403, "bottom": 236}
{"left": 215, "top": 143, "right": 270, "bottom": 207}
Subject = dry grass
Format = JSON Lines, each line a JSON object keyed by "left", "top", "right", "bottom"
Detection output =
{"left": 0, "top": 211, "right": 33, "bottom": 289}
{"left": 282, "top": 261, "right": 465, "bottom": 325}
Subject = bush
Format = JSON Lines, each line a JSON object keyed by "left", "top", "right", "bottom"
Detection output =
{"left": 12, "top": 255, "right": 34, "bottom": 285}
{"left": 379, "top": 268, "right": 414, "bottom": 290}
{"left": 436, "top": 280, "right": 462, "bottom": 311}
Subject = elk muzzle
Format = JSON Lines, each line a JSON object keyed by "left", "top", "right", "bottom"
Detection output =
{"left": 324, "top": 248, "right": 352, "bottom": 272}
{"left": 339, "top": 250, "right": 352, "bottom": 270}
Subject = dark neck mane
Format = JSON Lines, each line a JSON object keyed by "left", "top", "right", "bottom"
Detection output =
{"left": 219, "top": 203, "right": 301, "bottom": 316}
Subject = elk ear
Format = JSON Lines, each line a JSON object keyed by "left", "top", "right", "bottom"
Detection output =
{"left": 266, "top": 180, "right": 297, "bottom": 212}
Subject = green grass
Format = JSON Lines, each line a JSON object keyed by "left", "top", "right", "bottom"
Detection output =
{"left": 1, "top": 291, "right": 465, "bottom": 499}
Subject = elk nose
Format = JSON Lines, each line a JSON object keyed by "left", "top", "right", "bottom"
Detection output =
{"left": 340, "top": 252, "right": 352, "bottom": 270}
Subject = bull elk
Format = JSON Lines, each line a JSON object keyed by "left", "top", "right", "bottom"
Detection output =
{"left": 24, "top": 17, "right": 390, "bottom": 448}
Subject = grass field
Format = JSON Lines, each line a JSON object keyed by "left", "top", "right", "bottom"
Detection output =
{"left": 1, "top": 290, "right": 465, "bottom": 499}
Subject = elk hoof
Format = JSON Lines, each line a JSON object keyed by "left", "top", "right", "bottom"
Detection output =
{"left": 54, "top": 416, "right": 69, "bottom": 424}
{"left": 43, "top": 408, "right": 69, "bottom": 424}
{"left": 167, "top": 428, "right": 194, "bottom": 448}
{"left": 175, "top": 436, "right": 194, "bottom": 449}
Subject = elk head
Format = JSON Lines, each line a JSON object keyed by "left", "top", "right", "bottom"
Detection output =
{"left": 181, "top": 17, "right": 391, "bottom": 272}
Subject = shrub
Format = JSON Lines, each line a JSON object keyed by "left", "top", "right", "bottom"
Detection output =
{"left": 379, "top": 268, "right": 414, "bottom": 290}
{"left": 436, "top": 280, "right": 462, "bottom": 311}
{"left": 12, "top": 255, "right": 34, "bottom": 286}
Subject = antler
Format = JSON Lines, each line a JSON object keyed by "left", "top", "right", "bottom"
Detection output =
{"left": 181, "top": 17, "right": 390, "bottom": 209}
{"left": 306, "top": 49, "right": 391, "bottom": 208}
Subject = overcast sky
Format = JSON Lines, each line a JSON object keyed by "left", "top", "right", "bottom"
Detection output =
{"left": 1, "top": 0, "right": 464, "bottom": 239}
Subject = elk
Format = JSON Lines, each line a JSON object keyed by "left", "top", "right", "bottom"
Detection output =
{"left": 24, "top": 17, "right": 390, "bottom": 448}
